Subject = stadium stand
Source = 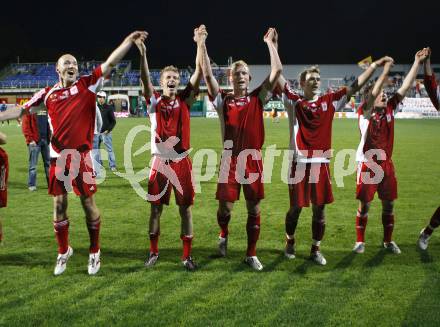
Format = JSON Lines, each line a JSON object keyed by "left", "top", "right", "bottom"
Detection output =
{"left": 0, "top": 61, "right": 438, "bottom": 117}
{"left": 0, "top": 61, "right": 229, "bottom": 88}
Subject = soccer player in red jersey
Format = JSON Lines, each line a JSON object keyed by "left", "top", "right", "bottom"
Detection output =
{"left": 199, "top": 27, "right": 282, "bottom": 270}
{"left": 418, "top": 47, "right": 440, "bottom": 250}
{"left": 354, "top": 50, "right": 428, "bottom": 255}
{"left": 0, "top": 31, "right": 148, "bottom": 275}
{"left": 0, "top": 131, "right": 8, "bottom": 244}
{"left": 136, "top": 27, "right": 204, "bottom": 271}
{"left": 276, "top": 41, "right": 391, "bottom": 265}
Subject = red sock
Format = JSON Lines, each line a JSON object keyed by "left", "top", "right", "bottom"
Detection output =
{"left": 181, "top": 235, "right": 193, "bottom": 259}
{"left": 382, "top": 214, "right": 394, "bottom": 243}
{"left": 217, "top": 212, "right": 231, "bottom": 238}
{"left": 356, "top": 211, "right": 368, "bottom": 242}
{"left": 53, "top": 218, "right": 70, "bottom": 254}
{"left": 425, "top": 207, "right": 440, "bottom": 236}
{"left": 246, "top": 214, "right": 261, "bottom": 257}
{"left": 149, "top": 232, "right": 159, "bottom": 254}
{"left": 86, "top": 217, "right": 101, "bottom": 253}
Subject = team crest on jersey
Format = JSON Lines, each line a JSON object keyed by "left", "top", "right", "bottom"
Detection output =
{"left": 322, "top": 102, "right": 328, "bottom": 112}
{"left": 70, "top": 86, "right": 78, "bottom": 95}
{"left": 386, "top": 113, "right": 392, "bottom": 122}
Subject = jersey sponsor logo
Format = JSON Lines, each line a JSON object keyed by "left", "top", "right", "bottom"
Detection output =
{"left": 60, "top": 90, "right": 70, "bottom": 100}
{"left": 70, "top": 86, "right": 79, "bottom": 95}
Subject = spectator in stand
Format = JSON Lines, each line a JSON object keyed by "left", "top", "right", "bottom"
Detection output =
{"left": 96, "top": 91, "right": 117, "bottom": 172}
{"left": 21, "top": 110, "right": 50, "bottom": 191}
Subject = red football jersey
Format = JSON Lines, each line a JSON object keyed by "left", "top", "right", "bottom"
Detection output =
{"left": 356, "top": 94, "right": 401, "bottom": 162}
{"left": 23, "top": 66, "right": 104, "bottom": 157}
{"left": 424, "top": 73, "right": 440, "bottom": 111}
{"left": 211, "top": 86, "right": 270, "bottom": 156}
{"left": 146, "top": 84, "right": 195, "bottom": 155}
{"left": 283, "top": 83, "right": 348, "bottom": 162}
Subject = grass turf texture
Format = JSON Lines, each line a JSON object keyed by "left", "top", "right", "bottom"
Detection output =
{"left": 0, "top": 118, "right": 439, "bottom": 326}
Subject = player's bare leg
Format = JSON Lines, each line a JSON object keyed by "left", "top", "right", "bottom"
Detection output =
{"left": 145, "top": 204, "right": 163, "bottom": 267}
{"left": 80, "top": 195, "right": 102, "bottom": 274}
{"left": 353, "top": 201, "right": 371, "bottom": 254}
{"left": 53, "top": 194, "right": 73, "bottom": 275}
{"left": 285, "top": 205, "right": 302, "bottom": 259}
{"left": 310, "top": 204, "right": 327, "bottom": 265}
{"left": 217, "top": 200, "right": 234, "bottom": 257}
{"left": 179, "top": 204, "right": 196, "bottom": 271}
{"left": 418, "top": 206, "right": 440, "bottom": 250}
{"left": 244, "top": 200, "right": 263, "bottom": 271}
{"left": 381, "top": 200, "right": 400, "bottom": 254}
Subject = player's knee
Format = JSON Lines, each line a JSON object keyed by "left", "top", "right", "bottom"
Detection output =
{"left": 246, "top": 200, "right": 260, "bottom": 216}
{"left": 150, "top": 204, "right": 163, "bottom": 219}
{"left": 179, "top": 205, "right": 192, "bottom": 220}
{"left": 53, "top": 195, "right": 68, "bottom": 219}
{"left": 358, "top": 202, "right": 371, "bottom": 215}
{"left": 381, "top": 201, "right": 394, "bottom": 215}
{"left": 312, "top": 206, "right": 325, "bottom": 223}
{"left": 218, "top": 201, "right": 233, "bottom": 217}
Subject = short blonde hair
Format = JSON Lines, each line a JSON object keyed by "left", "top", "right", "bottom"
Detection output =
{"left": 230, "top": 60, "right": 249, "bottom": 75}
{"left": 299, "top": 65, "right": 320, "bottom": 83}
{"left": 160, "top": 65, "right": 180, "bottom": 80}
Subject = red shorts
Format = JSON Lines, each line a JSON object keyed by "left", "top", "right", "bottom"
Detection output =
{"left": 356, "top": 160, "right": 397, "bottom": 203}
{"left": 0, "top": 148, "right": 8, "bottom": 208}
{"left": 216, "top": 153, "right": 264, "bottom": 202}
{"left": 147, "top": 156, "right": 195, "bottom": 206}
{"left": 49, "top": 151, "right": 97, "bottom": 197}
{"left": 288, "top": 162, "right": 333, "bottom": 208}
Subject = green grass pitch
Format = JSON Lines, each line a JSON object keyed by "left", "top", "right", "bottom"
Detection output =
{"left": 0, "top": 118, "right": 439, "bottom": 326}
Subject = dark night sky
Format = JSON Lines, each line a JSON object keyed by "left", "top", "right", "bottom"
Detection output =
{"left": 0, "top": 0, "right": 439, "bottom": 69}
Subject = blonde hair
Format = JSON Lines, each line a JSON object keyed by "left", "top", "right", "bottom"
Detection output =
{"left": 229, "top": 60, "right": 249, "bottom": 75}
{"left": 160, "top": 65, "right": 180, "bottom": 80}
{"left": 299, "top": 65, "right": 320, "bottom": 83}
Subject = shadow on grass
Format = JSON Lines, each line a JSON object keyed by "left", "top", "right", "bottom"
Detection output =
{"left": 402, "top": 247, "right": 440, "bottom": 325}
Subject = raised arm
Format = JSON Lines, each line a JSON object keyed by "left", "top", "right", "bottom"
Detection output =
{"left": 0, "top": 106, "right": 24, "bottom": 121}
{"left": 262, "top": 28, "right": 283, "bottom": 92}
{"left": 101, "top": 31, "right": 148, "bottom": 78}
{"left": 346, "top": 56, "right": 393, "bottom": 98}
{"left": 189, "top": 25, "right": 205, "bottom": 90}
{"left": 397, "top": 48, "right": 429, "bottom": 98}
{"left": 423, "top": 47, "right": 439, "bottom": 110}
{"left": 197, "top": 25, "right": 219, "bottom": 98}
{"left": 424, "top": 47, "right": 433, "bottom": 76}
{"left": 363, "top": 59, "right": 394, "bottom": 118}
{"left": 135, "top": 36, "right": 154, "bottom": 99}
